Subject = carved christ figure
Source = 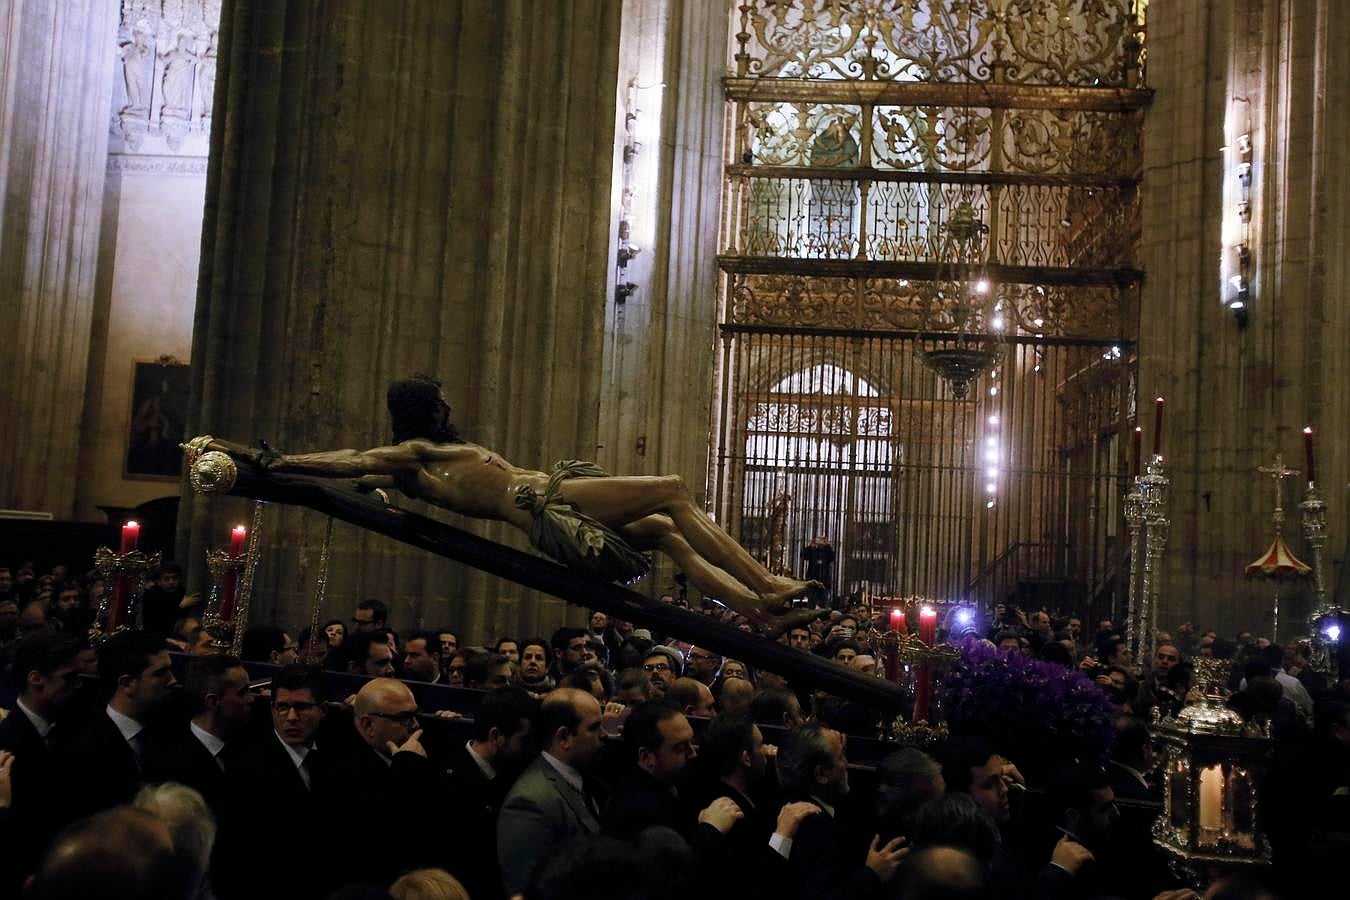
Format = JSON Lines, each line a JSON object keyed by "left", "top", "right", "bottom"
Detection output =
{"left": 207, "top": 375, "right": 824, "bottom": 632}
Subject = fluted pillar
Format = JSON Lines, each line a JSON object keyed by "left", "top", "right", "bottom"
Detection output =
{"left": 1140, "top": 0, "right": 1350, "bottom": 636}
{"left": 182, "top": 0, "right": 621, "bottom": 640}
{"left": 597, "top": 0, "right": 727, "bottom": 598}
{"left": 0, "top": 0, "right": 120, "bottom": 517}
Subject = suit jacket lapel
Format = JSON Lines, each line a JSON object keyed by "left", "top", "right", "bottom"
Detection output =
{"left": 538, "top": 759, "right": 599, "bottom": 834}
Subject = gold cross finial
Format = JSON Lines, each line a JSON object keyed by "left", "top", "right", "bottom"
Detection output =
{"left": 1257, "top": 452, "right": 1299, "bottom": 481}
{"left": 1257, "top": 453, "right": 1300, "bottom": 530}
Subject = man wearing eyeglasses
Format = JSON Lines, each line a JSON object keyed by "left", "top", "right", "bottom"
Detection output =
{"left": 215, "top": 664, "right": 327, "bottom": 900}
{"left": 686, "top": 646, "right": 723, "bottom": 686}
{"left": 351, "top": 598, "right": 388, "bottom": 633}
{"left": 642, "top": 647, "right": 682, "bottom": 699}
{"left": 316, "top": 678, "right": 443, "bottom": 889}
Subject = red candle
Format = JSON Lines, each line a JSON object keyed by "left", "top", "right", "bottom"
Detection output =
{"left": 1303, "top": 426, "right": 1316, "bottom": 484}
{"left": 1130, "top": 427, "right": 1142, "bottom": 478}
{"left": 220, "top": 525, "right": 247, "bottom": 621}
{"left": 890, "top": 608, "right": 907, "bottom": 633}
{"left": 918, "top": 607, "right": 938, "bottom": 644}
{"left": 108, "top": 520, "right": 140, "bottom": 631}
{"left": 120, "top": 520, "right": 141, "bottom": 553}
{"left": 229, "top": 525, "right": 247, "bottom": 556}
{"left": 1152, "top": 397, "right": 1165, "bottom": 457}
{"left": 913, "top": 607, "right": 939, "bottom": 722}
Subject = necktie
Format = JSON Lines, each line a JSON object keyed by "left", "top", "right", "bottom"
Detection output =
{"left": 129, "top": 732, "right": 145, "bottom": 770}
{"left": 581, "top": 777, "right": 602, "bottom": 820}
{"left": 301, "top": 749, "right": 319, "bottom": 790}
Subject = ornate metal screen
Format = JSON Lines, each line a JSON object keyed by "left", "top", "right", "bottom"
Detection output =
{"left": 711, "top": 1, "right": 1148, "bottom": 613}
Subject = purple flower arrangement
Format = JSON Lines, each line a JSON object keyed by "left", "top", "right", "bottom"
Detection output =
{"left": 940, "top": 638, "right": 1118, "bottom": 773}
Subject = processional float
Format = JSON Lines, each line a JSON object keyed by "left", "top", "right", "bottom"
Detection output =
{"left": 181, "top": 436, "right": 911, "bottom": 713}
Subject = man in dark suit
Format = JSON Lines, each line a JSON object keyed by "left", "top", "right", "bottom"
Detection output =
{"left": 0, "top": 631, "right": 81, "bottom": 889}
{"left": 497, "top": 687, "right": 606, "bottom": 897}
{"left": 1034, "top": 765, "right": 1121, "bottom": 900}
{"left": 1106, "top": 715, "right": 1159, "bottom": 803}
{"left": 143, "top": 654, "right": 253, "bottom": 813}
{"left": 444, "top": 687, "right": 538, "bottom": 900}
{"left": 604, "top": 702, "right": 742, "bottom": 849}
{"left": 691, "top": 713, "right": 790, "bottom": 888}
{"left": 213, "top": 664, "right": 326, "bottom": 900}
{"left": 317, "top": 677, "right": 444, "bottom": 888}
{"left": 776, "top": 723, "right": 908, "bottom": 900}
{"left": 53, "top": 631, "right": 176, "bottom": 827}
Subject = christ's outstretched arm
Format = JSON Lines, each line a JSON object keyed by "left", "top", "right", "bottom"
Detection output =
{"left": 262, "top": 439, "right": 467, "bottom": 478}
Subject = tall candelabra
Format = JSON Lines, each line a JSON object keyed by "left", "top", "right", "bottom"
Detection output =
{"left": 1137, "top": 454, "right": 1171, "bottom": 666}
{"left": 1123, "top": 486, "right": 1146, "bottom": 660}
{"left": 1299, "top": 482, "right": 1333, "bottom": 669}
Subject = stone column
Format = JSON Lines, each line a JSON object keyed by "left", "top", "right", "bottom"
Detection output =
{"left": 182, "top": 0, "right": 621, "bottom": 640}
{"left": 1139, "top": 0, "right": 1350, "bottom": 636}
{"left": 0, "top": 0, "right": 120, "bottom": 517}
{"left": 598, "top": 0, "right": 727, "bottom": 599}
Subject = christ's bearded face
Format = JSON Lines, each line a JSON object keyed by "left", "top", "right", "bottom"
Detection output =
{"left": 425, "top": 391, "right": 457, "bottom": 443}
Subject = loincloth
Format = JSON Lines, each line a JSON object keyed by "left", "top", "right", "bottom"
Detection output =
{"left": 512, "top": 460, "right": 652, "bottom": 584}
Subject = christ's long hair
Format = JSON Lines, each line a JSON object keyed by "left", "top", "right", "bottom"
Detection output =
{"left": 387, "top": 374, "right": 462, "bottom": 444}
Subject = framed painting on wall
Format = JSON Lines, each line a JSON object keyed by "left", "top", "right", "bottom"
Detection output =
{"left": 124, "top": 356, "right": 190, "bottom": 480}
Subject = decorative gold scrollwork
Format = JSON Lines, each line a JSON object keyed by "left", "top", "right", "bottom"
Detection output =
{"left": 729, "top": 273, "right": 1122, "bottom": 338}
{"left": 733, "top": 0, "right": 1143, "bottom": 88}
{"left": 189, "top": 450, "right": 238, "bottom": 495}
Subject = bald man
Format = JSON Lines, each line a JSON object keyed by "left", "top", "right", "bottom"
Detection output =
{"left": 319, "top": 678, "right": 445, "bottom": 888}
{"left": 669, "top": 677, "right": 716, "bottom": 718}
{"left": 498, "top": 688, "right": 606, "bottom": 896}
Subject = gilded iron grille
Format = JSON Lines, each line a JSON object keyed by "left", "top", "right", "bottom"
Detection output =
{"left": 712, "top": 1, "right": 1148, "bottom": 612}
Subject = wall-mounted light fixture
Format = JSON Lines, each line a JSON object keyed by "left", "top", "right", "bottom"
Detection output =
{"left": 1221, "top": 123, "right": 1254, "bottom": 327}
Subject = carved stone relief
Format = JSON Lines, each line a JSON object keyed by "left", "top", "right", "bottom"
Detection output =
{"left": 110, "top": 0, "right": 220, "bottom": 158}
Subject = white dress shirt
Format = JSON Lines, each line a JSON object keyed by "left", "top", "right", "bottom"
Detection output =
{"left": 275, "top": 730, "right": 317, "bottom": 789}
{"left": 16, "top": 699, "right": 53, "bottom": 743}
{"left": 106, "top": 704, "right": 145, "bottom": 764}
{"left": 190, "top": 721, "right": 227, "bottom": 771}
{"left": 540, "top": 751, "right": 585, "bottom": 796}
{"left": 466, "top": 740, "right": 496, "bottom": 780}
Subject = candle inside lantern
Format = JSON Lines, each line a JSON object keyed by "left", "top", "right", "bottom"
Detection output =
{"left": 120, "top": 520, "right": 141, "bottom": 553}
{"left": 1198, "top": 765, "right": 1223, "bottom": 832}
{"left": 1152, "top": 397, "right": 1165, "bottom": 457}
{"left": 229, "top": 525, "right": 247, "bottom": 556}
{"left": 890, "top": 608, "right": 907, "bottom": 634}
{"left": 1303, "top": 426, "right": 1316, "bottom": 485}
{"left": 1131, "top": 426, "right": 1142, "bottom": 478}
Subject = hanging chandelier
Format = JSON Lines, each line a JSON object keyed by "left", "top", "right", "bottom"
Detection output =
{"left": 918, "top": 199, "right": 1001, "bottom": 400}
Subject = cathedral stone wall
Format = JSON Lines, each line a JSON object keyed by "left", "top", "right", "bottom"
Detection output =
{"left": 1140, "top": 0, "right": 1350, "bottom": 637}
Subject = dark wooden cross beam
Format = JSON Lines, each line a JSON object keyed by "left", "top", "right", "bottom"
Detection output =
{"left": 199, "top": 461, "right": 910, "bottom": 714}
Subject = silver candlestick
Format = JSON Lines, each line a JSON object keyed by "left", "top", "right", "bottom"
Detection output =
{"left": 1138, "top": 454, "right": 1170, "bottom": 666}
{"left": 1299, "top": 482, "right": 1332, "bottom": 669}
{"left": 1124, "top": 486, "right": 1146, "bottom": 661}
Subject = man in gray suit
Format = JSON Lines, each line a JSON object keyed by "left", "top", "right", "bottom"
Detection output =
{"left": 497, "top": 687, "right": 606, "bottom": 896}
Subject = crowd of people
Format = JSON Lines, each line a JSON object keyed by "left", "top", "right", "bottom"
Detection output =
{"left": 0, "top": 558, "right": 1346, "bottom": 900}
